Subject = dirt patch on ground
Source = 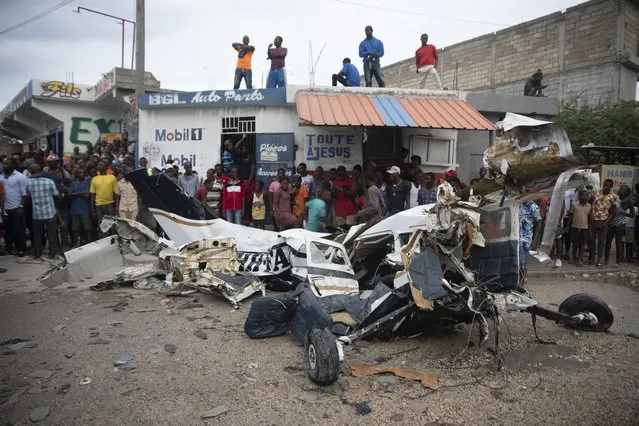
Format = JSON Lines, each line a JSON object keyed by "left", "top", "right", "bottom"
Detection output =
{"left": 1, "top": 257, "right": 638, "bottom": 424}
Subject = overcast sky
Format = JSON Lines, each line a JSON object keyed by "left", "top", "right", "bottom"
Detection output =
{"left": 1, "top": 0, "right": 636, "bottom": 104}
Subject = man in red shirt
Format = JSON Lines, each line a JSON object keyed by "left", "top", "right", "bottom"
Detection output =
{"left": 415, "top": 33, "right": 442, "bottom": 90}
{"left": 331, "top": 166, "right": 356, "bottom": 229}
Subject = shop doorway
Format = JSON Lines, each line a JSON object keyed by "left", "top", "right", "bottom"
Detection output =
{"left": 220, "top": 116, "right": 256, "bottom": 178}
{"left": 363, "top": 127, "right": 402, "bottom": 170}
{"left": 47, "top": 129, "right": 63, "bottom": 158}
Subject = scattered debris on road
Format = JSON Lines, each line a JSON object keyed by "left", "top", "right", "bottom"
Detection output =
{"left": 349, "top": 362, "right": 438, "bottom": 389}
{"left": 57, "top": 384, "right": 71, "bottom": 394}
{"left": 29, "top": 369, "right": 55, "bottom": 379}
{"left": 201, "top": 405, "right": 229, "bottom": 419}
{"left": 29, "top": 406, "right": 50, "bottom": 422}
{"left": 193, "top": 329, "right": 208, "bottom": 340}
{"left": 114, "top": 353, "right": 134, "bottom": 366}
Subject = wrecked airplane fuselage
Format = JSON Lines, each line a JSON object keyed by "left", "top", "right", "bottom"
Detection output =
{"left": 39, "top": 112, "right": 617, "bottom": 387}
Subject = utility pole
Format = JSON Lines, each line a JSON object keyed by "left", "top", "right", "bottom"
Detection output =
{"left": 135, "top": 0, "right": 145, "bottom": 99}
{"left": 72, "top": 7, "right": 135, "bottom": 69}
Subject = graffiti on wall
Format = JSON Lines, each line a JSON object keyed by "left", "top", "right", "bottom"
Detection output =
{"left": 302, "top": 128, "right": 362, "bottom": 168}
{"left": 40, "top": 81, "right": 82, "bottom": 99}
{"left": 69, "top": 117, "right": 120, "bottom": 145}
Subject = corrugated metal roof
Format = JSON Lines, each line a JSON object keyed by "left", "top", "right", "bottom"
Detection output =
{"left": 296, "top": 92, "right": 495, "bottom": 130}
{"left": 398, "top": 98, "right": 495, "bottom": 130}
{"left": 296, "top": 93, "right": 385, "bottom": 126}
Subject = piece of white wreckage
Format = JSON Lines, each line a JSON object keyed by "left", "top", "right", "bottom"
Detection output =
{"left": 39, "top": 214, "right": 360, "bottom": 306}
{"left": 148, "top": 208, "right": 359, "bottom": 296}
{"left": 38, "top": 216, "right": 262, "bottom": 306}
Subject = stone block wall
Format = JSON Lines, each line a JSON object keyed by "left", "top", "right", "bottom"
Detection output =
{"left": 381, "top": 0, "right": 639, "bottom": 105}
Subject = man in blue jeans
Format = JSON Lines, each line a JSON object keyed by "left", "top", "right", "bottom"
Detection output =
{"left": 25, "top": 164, "right": 60, "bottom": 259}
{"left": 266, "top": 36, "right": 287, "bottom": 88}
{"left": 359, "top": 25, "right": 385, "bottom": 87}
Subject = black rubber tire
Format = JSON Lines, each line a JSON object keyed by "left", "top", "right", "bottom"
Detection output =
{"left": 305, "top": 328, "right": 340, "bottom": 386}
{"left": 558, "top": 293, "right": 614, "bottom": 332}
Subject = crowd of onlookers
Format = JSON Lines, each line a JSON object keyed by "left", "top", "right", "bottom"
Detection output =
{"left": 518, "top": 179, "right": 638, "bottom": 278}
{"left": 2, "top": 138, "right": 636, "bottom": 276}
{"left": 191, "top": 153, "right": 465, "bottom": 233}
{"left": 0, "top": 138, "right": 153, "bottom": 261}
{"left": 0, "top": 137, "right": 457, "bottom": 261}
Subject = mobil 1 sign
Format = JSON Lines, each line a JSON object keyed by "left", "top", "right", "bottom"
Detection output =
{"left": 154, "top": 127, "right": 202, "bottom": 141}
{"left": 140, "top": 125, "right": 212, "bottom": 171}
{"left": 303, "top": 127, "right": 362, "bottom": 168}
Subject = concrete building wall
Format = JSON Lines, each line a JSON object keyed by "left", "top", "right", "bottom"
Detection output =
{"left": 139, "top": 106, "right": 310, "bottom": 172}
{"left": 624, "top": 1, "right": 639, "bottom": 55}
{"left": 382, "top": 0, "right": 639, "bottom": 105}
{"left": 31, "top": 99, "right": 121, "bottom": 156}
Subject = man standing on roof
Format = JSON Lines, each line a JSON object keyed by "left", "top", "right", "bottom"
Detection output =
{"left": 359, "top": 25, "right": 385, "bottom": 88}
{"left": 232, "top": 35, "right": 255, "bottom": 90}
{"left": 332, "top": 58, "right": 361, "bottom": 87}
{"left": 266, "top": 36, "right": 287, "bottom": 88}
{"left": 415, "top": 33, "right": 442, "bottom": 90}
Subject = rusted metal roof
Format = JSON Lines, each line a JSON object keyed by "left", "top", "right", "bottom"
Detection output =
{"left": 296, "top": 92, "right": 495, "bottom": 130}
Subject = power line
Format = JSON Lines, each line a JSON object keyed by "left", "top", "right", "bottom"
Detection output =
{"left": 0, "top": 0, "right": 74, "bottom": 37}
{"left": 330, "top": 0, "right": 510, "bottom": 27}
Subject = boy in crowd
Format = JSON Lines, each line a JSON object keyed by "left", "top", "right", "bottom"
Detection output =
{"left": 69, "top": 168, "right": 92, "bottom": 247}
{"left": 223, "top": 166, "right": 244, "bottom": 224}
{"left": 305, "top": 185, "right": 331, "bottom": 232}
{"left": 90, "top": 162, "right": 118, "bottom": 237}
{"left": 269, "top": 168, "right": 287, "bottom": 193}
{"left": 568, "top": 189, "right": 591, "bottom": 266}
{"left": 624, "top": 194, "right": 636, "bottom": 262}
{"left": 605, "top": 184, "right": 632, "bottom": 264}
{"left": 116, "top": 166, "right": 140, "bottom": 220}
{"left": 273, "top": 177, "right": 297, "bottom": 231}
{"left": 177, "top": 161, "right": 199, "bottom": 197}
{"left": 291, "top": 175, "right": 309, "bottom": 226}
{"left": 519, "top": 200, "right": 541, "bottom": 286}
{"left": 196, "top": 166, "right": 229, "bottom": 218}
{"left": 589, "top": 179, "right": 619, "bottom": 267}
{"left": 25, "top": 163, "right": 59, "bottom": 259}
{"left": 296, "top": 163, "right": 314, "bottom": 191}
{"left": 310, "top": 166, "right": 328, "bottom": 199}
{"left": 417, "top": 172, "right": 437, "bottom": 205}
{"left": 332, "top": 166, "right": 356, "bottom": 229}
{"left": 356, "top": 173, "right": 385, "bottom": 222}
{"left": 251, "top": 180, "right": 266, "bottom": 229}
{"left": 222, "top": 140, "right": 235, "bottom": 176}
{"left": 385, "top": 166, "right": 411, "bottom": 215}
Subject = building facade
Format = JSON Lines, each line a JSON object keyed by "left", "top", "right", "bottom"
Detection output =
{"left": 0, "top": 68, "right": 161, "bottom": 158}
{"left": 138, "top": 86, "right": 556, "bottom": 185}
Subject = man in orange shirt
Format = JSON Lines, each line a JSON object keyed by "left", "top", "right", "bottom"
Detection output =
{"left": 232, "top": 35, "right": 255, "bottom": 89}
